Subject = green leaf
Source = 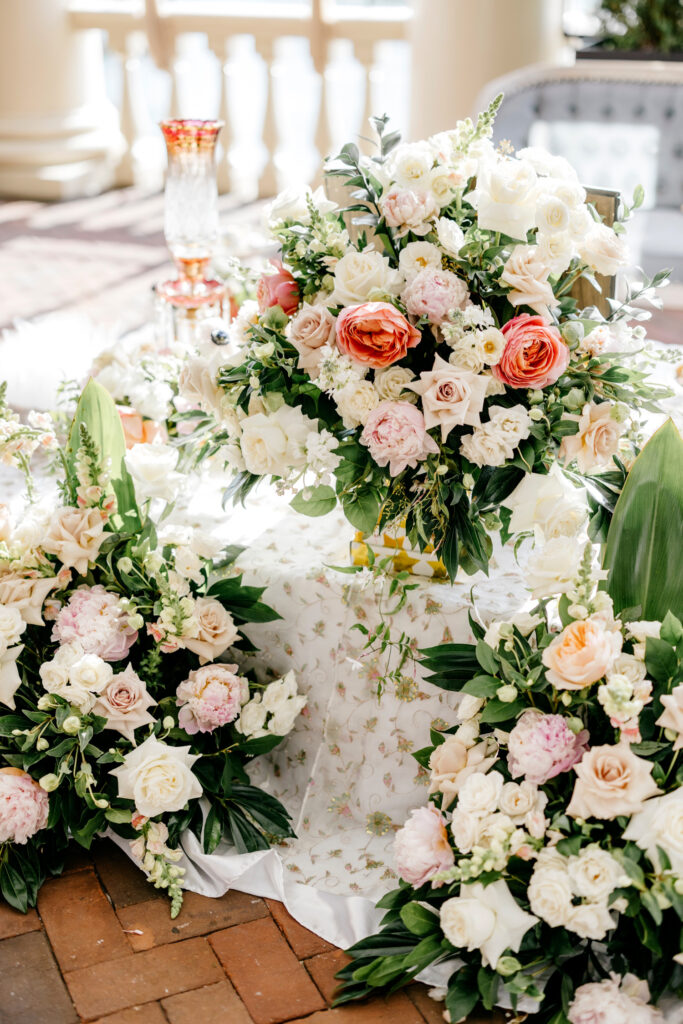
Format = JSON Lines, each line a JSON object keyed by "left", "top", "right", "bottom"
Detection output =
{"left": 104, "top": 807, "right": 132, "bottom": 825}
{"left": 475, "top": 641, "right": 498, "bottom": 676}
{"left": 603, "top": 420, "right": 683, "bottom": 620}
{"left": 480, "top": 698, "right": 525, "bottom": 724}
{"left": 661, "top": 611, "right": 683, "bottom": 646}
{"left": 203, "top": 805, "right": 224, "bottom": 855}
{"left": 290, "top": 485, "right": 337, "bottom": 518}
{"left": 446, "top": 967, "right": 479, "bottom": 1022}
{"left": 462, "top": 675, "right": 500, "bottom": 698}
{"left": 0, "top": 860, "right": 28, "bottom": 913}
{"left": 477, "top": 967, "right": 499, "bottom": 1011}
{"left": 67, "top": 378, "right": 141, "bottom": 531}
{"left": 399, "top": 903, "right": 439, "bottom": 937}
{"left": 644, "top": 637, "right": 677, "bottom": 683}
{"left": 341, "top": 487, "right": 382, "bottom": 535}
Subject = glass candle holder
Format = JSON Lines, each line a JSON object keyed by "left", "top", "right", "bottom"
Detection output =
{"left": 157, "top": 119, "right": 226, "bottom": 311}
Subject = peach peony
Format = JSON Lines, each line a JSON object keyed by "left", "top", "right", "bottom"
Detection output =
{"left": 256, "top": 259, "right": 300, "bottom": 317}
{"left": 567, "top": 742, "right": 661, "bottom": 820}
{"left": 393, "top": 804, "right": 454, "bottom": 887}
{"left": 542, "top": 618, "right": 622, "bottom": 691}
{"left": 559, "top": 401, "right": 623, "bottom": 473}
{"left": 336, "top": 302, "right": 421, "bottom": 369}
{"left": 493, "top": 314, "right": 569, "bottom": 389}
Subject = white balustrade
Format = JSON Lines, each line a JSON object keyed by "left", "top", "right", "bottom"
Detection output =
{"left": 67, "top": 0, "right": 412, "bottom": 196}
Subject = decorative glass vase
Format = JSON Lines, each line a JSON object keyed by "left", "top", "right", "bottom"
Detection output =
{"left": 157, "top": 119, "right": 226, "bottom": 314}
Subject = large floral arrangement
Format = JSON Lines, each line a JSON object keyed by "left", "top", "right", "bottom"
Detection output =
{"left": 0, "top": 380, "right": 305, "bottom": 916}
{"left": 187, "top": 99, "right": 669, "bottom": 579}
{"left": 334, "top": 422, "right": 683, "bottom": 1022}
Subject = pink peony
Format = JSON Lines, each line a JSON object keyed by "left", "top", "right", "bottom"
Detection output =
{"left": 360, "top": 401, "right": 439, "bottom": 476}
{"left": 380, "top": 187, "right": 438, "bottom": 236}
{"left": 568, "top": 975, "right": 661, "bottom": 1024}
{"left": 401, "top": 267, "right": 469, "bottom": 324}
{"left": 394, "top": 804, "right": 454, "bottom": 887}
{"left": 52, "top": 585, "right": 138, "bottom": 662}
{"left": 508, "top": 710, "right": 589, "bottom": 785}
{"left": 336, "top": 302, "right": 421, "bottom": 369}
{"left": 176, "top": 663, "right": 248, "bottom": 735}
{"left": 493, "top": 314, "right": 569, "bottom": 389}
{"left": 0, "top": 767, "right": 49, "bottom": 845}
{"left": 257, "top": 259, "right": 300, "bottom": 317}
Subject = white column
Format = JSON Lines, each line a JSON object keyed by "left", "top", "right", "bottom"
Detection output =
{"left": 409, "top": 0, "right": 566, "bottom": 139}
{"left": 0, "top": 0, "right": 124, "bottom": 200}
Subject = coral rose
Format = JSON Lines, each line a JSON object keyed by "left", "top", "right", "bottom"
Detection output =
{"left": 336, "top": 302, "right": 421, "bottom": 369}
{"left": 360, "top": 401, "right": 438, "bottom": 476}
{"left": 542, "top": 618, "right": 622, "bottom": 691}
{"left": 567, "top": 742, "right": 661, "bottom": 820}
{"left": 493, "top": 314, "right": 569, "bottom": 389}
{"left": 118, "top": 408, "right": 166, "bottom": 449}
{"left": 256, "top": 259, "right": 300, "bottom": 317}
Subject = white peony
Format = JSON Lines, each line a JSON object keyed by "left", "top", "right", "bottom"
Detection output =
{"left": 125, "top": 443, "right": 183, "bottom": 503}
{"left": 439, "top": 879, "right": 538, "bottom": 968}
{"left": 398, "top": 241, "right": 442, "bottom": 281}
{"left": 267, "top": 185, "right": 337, "bottom": 226}
{"left": 387, "top": 141, "right": 435, "bottom": 190}
{"left": 622, "top": 789, "right": 683, "bottom": 876}
{"left": 456, "top": 770, "right": 504, "bottom": 818}
{"left": 334, "top": 379, "right": 380, "bottom": 429}
{"left": 579, "top": 223, "right": 630, "bottom": 276}
{"left": 525, "top": 536, "right": 583, "bottom": 599}
{"left": 504, "top": 466, "right": 587, "bottom": 538}
{"left": 111, "top": 736, "right": 202, "bottom": 817}
{"left": 240, "top": 405, "right": 316, "bottom": 477}
{"left": 329, "top": 249, "right": 403, "bottom": 306}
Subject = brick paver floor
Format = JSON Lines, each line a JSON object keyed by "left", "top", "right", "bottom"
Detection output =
{"left": 0, "top": 839, "right": 506, "bottom": 1024}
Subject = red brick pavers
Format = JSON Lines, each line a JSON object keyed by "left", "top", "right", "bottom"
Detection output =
{"left": 0, "top": 838, "right": 507, "bottom": 1023}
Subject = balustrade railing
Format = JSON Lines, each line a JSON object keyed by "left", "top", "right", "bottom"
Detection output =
{"left": 67, "top": 0, "right": 412, "bottom": 196}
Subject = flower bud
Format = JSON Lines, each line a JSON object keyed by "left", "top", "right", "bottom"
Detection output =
{"left": 562, "top": 387, "right": 585, "bottom": 411}
{"left": 561, "top": 692, "right": 573, "bottom": 707}
{"left": 529, "top": 407, "right": 543, "bottom": 422}
{"left": 495, "top": 955, "right": 522, "bottom": 978}
{"left": 561, "top": 321, "right": 584, "bottom": 347}
{"left": 462, "top": 473, "right": 475, "bottom": 490}
{"left": 566, "top": 717, "right": 584, "bottom": 735}
{"left": 39, "top": 773, "right": 60, "bottom": 792}
{"left": 94, "top": 798, "right": 109, "bottom": 809}
{"left": 162, "top": 716, "right": 175, "bottom": 730}
{"left": 37, "top": 695, "right": 53, "bottom": 710}
{"left": 62, "top": 715, "right": 81, "bottom": 735}
{"left": 118, "top": 556, "right": 133, "bottom": 574}
{"left": 527, "top": 389, "right": 544, "bottom": 405}
{"left": 498, "top": 623, "right": 514, "bottom": 639}
{"left": 497, "top": 684, "right": 518, "bottom": 703}
{"left": 36, "top": 737, "right": 49, "bottom": 751}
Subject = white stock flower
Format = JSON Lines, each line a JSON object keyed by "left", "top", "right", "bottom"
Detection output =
{"left": 111, "top": 736, "right": 201, "bottom": 817}
{"left": 504, "top": 467, "right": 587, "bottom": 538}
{"left": 334, "top": 379, "right": 380, "bottom": 429}
{"left": 240, "top": 405, "right": 316, "bottom": 477}
{"left": 439, "top": 879, "right": 538, "bottom": 968}
{"left": 329, "top": 250, "right": 403, "bottom": 306}
{"left": 174, "top": 546, "right": 204, "bottom": 585}
{"left": 525, "top": 536, "right": 583, "bottom": 599}
{"left": 125, "top": 443, "right": 183, "bottom": 503}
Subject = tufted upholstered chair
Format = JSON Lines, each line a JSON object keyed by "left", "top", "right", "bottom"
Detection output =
{"left": 475, "top": 61, "right": 683, "bottom": 282}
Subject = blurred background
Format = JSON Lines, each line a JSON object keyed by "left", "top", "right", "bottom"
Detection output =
{"left": 0, "top": 0, "right": 681, "bottom": 342}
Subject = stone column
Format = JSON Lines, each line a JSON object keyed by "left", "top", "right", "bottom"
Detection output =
{"left": 409, "top": 0, "right": 566, "bottom": 139}
{"left": 0, "top": 0, "right": 124, "bottom": 200}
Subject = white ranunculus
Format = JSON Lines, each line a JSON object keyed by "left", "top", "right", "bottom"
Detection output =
{"left": 387, "top": 141, "right": 435, "bottom": 190}
{"left": 334, "top": 379, "right": 380, "bottom": 429}
{"left": 528, "top": 865, "right": 573, "bottom": 927}
{"left": 398, "top": 241, "right": 442, "bottom": 281}
{"left": 0, "top": 604, "right": 26, "bottom": 651}
{"left": 267, "top": 185, "right": 337, "bottom": 226}
{"left": 504, "top": 467, "right": 587, "bottom": 538}
{"left": 468, "top": 158, "right": 538, "bottom": 240}
{"left": 125, "top": 443, "right": 183, "bottom": 503}
{"left": 110, "top": 736, "right": 201, "bottom": 817}
{"left": 240, "top": 405, "right": 316, "bottom": 477}
{"left": 622, "top": 789, "right": 683, "bottom": 876}
{"left": 435, "top": 217, "right": 465, "bottom": 257}
{"left": 440, "top": 879, "right": 538, "bottom": 968}
{"left": 0, "top": 645, "right": 23, "bottom": 709}
{"left": 568, "top": 845, "right": 625, "bottom": 902}
{"left": 329, "top": 249, "right": 403, "bottom": 306}
{"left": 525, "top": 536, "right": 583, "bottom": 599}
{"left": 456, "top": 770, "right": 504, "bottom": 818}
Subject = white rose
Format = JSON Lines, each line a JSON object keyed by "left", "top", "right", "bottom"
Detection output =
{"left": 43, "top": 506, "right": 108, "bottom": 576}
{"left": 525, "top": 536, "right": 583, "bottom": 599}
{"left": 267, "top": 185, "right": 337, "bottom": 226}
{"left": 610, "top": 653, "right": 647, "bottom": 688}
{"left": 460, "top": 426, "right": 511, "bottom": 468}
{"left": 129, "top": 380, "right": 173, "bottom": 422}
{"left": 240, "top": 405, "right": 316, "bottom": 477}
{"left": 334, "top": 379, "right": 380, "bottom": 429}
{"left": 111, "top": 736, "right": 201, "bottom": 817}
{"left": 528, "top": 866, "right": 573, "bottom": 927}
{"left": 487, "top": 404, "right": 532, "bottom": 448}
{"left": 435, "top": 217, "right": 465, "bottom": 256}
{"left": 517, "top": 147, "right": 581, "bottom": 185}
{"left": 450, "top": 809, "right": 480, "bottom": 853}
{"left": 69, "top": 654, "right": 113, "bottom": 695}
{"left": 579, "top": 223, "right": 629, "bottom": 275}
{"left": 536, "top": 232, "right": 575, "bottom": 277}
{"left": 566, "top": 902, "right": 616, "bottom": 940}
{"left": 387, "top": 141, "right": 435, "bottom": 189}
{"left": 535, "top": 195, "right": 570, "bottom": 235}
{"left": 329, "top": 250, "right": 403, "bottom": 306}
{"left": 468, "top": 158, "right": 538, "bottom": 240}
{"left": 501, "top": 245, "right": 558, "bottom": 318}
{"left": 440, "top": 879, "right": 538, "bottom": 968}
{"left": 374, "top": 365, "right": 416, "bottom": 402}
{"left": 125, "top": 443, "right": 183, "bottom": 503}
{"left": 623, "top": 789, "right": 683, "bottom": 875}
{"left": 0, "top": 645, "right": 23, "bottom": 709}
{"left": 0, "top": 604, "right": 26, "bottom": 650}
{"left": 448, "top": 340, "right": 485, "bottom": 375}
{"left": 568, "top": 845, "right": 624, "bottom": 902}
{"left": 236, "top": 694, "right": 269, "bottom": 738}
{"left": 398, "top": 241, "right": 442, "bottom": 281}
{"left": 499, "top": 780, "right": 540, "bottom": 821}
{"left": 428, "top": 165, "right": 459, "bottom": 208}
{"left": 456, "top": 770, "right": 504, "bottom": 818}
{"left": 504, "top": 467, "right": 587, "bottom": 538}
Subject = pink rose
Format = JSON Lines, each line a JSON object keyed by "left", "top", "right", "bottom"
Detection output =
{"left": 406, "top": 354, "right": 489, "bottom": 441}
{"left": 176, "top": 663, "right": 248, "bottom": 734}
{"left": 289, "top": 303, "right": 337, "bottom": 375}
{"left": 394, "top": 804, "right": 454, "bottom": 887}
{"left": 52, "top": 585, "right": 138, "bottom": 662}
{"left": 508, "top": 710, "right": 589, "bottom": 785}
{"left": 401, "top": 267, "right": 469, "bottom": 324}
{"left": 257, "top": 259, "right": 300, "bottom": 317}
{"left": 542, "top": 618, "right": 622, "bottom": 691}
{"left": 336, "top": 302, "right": 421, "bottom": 369}
{"left": 360, "top": 401, "right": 439, "bottom": 476}
{"left": 567, "top": 742, "right": 661, "bottom": 820}
{"left": 92, "top": 665, "right": 156, "bottom": 741}
{"left": 0, "top": 767, "right": 49, "bottom": 845}
{"left": 380, "top": 187, "right": 438, "bottom": 237}
{"left": 493, "top": 314, "right": 569, "bottom": 389}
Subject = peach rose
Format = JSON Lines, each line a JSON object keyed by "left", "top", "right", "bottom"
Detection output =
{"left": 567, "top": 742, "right": 661, "bottom": 820}
{"left": 493, "top": 314, "right": 569, "bottom": 389}
{"left": 184, "top": 597, "right": 239, "bottom": 664}
{"left": 0, "top": 572, "right": 59, "bottom": 625}
{"left": 559, "top": 402, "right": 623, "bottom": 473}
{"left": 500, "top": 245, "right": 558, "bottom": 319}
{"left": 256, "top": 259, "right": 300, "bottom": 317}
{"left": 336, "top": 302, "right": 421, "bottom": 369}
{"left": 42, "top": 506, "right": 108, "bottom": 577}
{"left": 542, "top": 618, "right": 622, "bottom": 691}
{"left": 428, "top": 731, "right": 499, "bottom": 807}
{"left": 657, "top": 684, "right": 683, "bottom": 750}
{"left": 118, "top": 408, "right": 166, "bottom": 450}
{"left": 289, "top": 303, "right": 337, "bottom": 374}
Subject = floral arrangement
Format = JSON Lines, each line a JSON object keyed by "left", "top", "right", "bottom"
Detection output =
{"left": 186, "top": 99, "right": 670, "bottom": 580}
{"left": 334, "top": 422, "right": 683, "bottom": 1022}
{"left": 0, "top": 379, "right": 305, "bottom": 916}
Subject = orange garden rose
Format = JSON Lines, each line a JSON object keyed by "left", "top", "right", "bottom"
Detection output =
{"left": 118, "top": 407, "right": 167, "bottom": 450}
{"left": 493, "top": 314, "right": 569, "bottom": 389}
{"left": 542, "top": 618, "right": 622, "bottom": 691}
{"left": 336, "top": 301, "right": 422, "bottom": 369}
